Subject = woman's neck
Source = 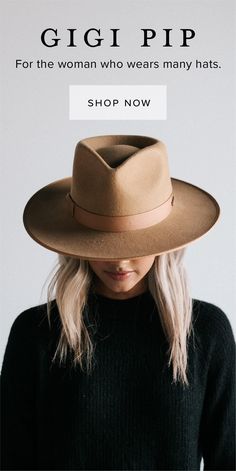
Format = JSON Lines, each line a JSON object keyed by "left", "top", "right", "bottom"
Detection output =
{"left": 94, "top": 277, "right": 148, "bottom": 300}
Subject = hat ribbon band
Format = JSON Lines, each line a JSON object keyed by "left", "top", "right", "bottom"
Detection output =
{"left": 66, "top": 193, "right": 174, "bottom": 232}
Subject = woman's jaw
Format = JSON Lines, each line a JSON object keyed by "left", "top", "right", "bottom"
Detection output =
{"left": 88, "top": 256, "right": 155, "bottom": 299}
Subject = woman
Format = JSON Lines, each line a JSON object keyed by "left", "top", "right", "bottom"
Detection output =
{"left": 1, "top": 135, "right": 235, "bottom": 470}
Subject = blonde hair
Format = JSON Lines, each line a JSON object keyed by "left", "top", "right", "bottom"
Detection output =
{"left": 47, "top": 249, "right": 193, "bottom": 386}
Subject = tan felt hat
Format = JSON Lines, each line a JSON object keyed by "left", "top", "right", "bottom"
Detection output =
{"left": 23, "top": 135, "right": 220, "bottom": 260}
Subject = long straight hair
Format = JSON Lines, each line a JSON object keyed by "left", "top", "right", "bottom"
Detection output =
{"left": 47, "top": 249, "right": 193, "bottom": 386}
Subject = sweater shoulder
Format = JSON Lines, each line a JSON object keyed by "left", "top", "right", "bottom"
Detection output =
{"left": 192, "top": 299, "right": 234, "bottom": 335}
{"left": 9, "top": 300, "right": 58, "bottom": 338}
{"left": 191, "top": 299, "right": 235, "bottom": 358}
{"left": 1, "top": 302, "right": 59, "bottom": 375}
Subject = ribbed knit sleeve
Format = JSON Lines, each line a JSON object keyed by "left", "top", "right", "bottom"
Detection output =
{"left": 1, "top": 309, "right": 37, "bottom": 470}
{"left": 197, "top": 304, "right": 235, "bottom": 470}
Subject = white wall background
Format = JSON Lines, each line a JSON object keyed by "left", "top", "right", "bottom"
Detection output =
{"left": 0, "top": 0, "right": 235, "bottom": 377}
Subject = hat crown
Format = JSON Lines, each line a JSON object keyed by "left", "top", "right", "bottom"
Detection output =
{"left": 71, "top": 135, "right": 172, "bottom": 216}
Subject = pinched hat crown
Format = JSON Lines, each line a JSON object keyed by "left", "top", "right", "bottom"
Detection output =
{"left": 68, "top": 135, "right": 173, "bottom": 231}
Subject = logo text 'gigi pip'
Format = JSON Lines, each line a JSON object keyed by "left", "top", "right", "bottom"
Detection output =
{"left": 41, "top": 28, "right": 196, "bottom": 48}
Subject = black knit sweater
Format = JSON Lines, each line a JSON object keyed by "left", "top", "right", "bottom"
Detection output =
{"left": 1, "top": 292, "right": 235, "bottom": 470}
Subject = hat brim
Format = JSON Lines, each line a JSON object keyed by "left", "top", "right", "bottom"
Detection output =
{"left": 23, "top": 178, "right": 220, "bottom": 260}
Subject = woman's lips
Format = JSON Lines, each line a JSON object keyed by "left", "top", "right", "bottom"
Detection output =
{"left": 104, "top": 271, "right": 134, "bottom": 281}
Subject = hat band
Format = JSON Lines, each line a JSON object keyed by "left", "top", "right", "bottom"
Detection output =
{"left": 67, "top": 193, "right": 174, "bottom": 232}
